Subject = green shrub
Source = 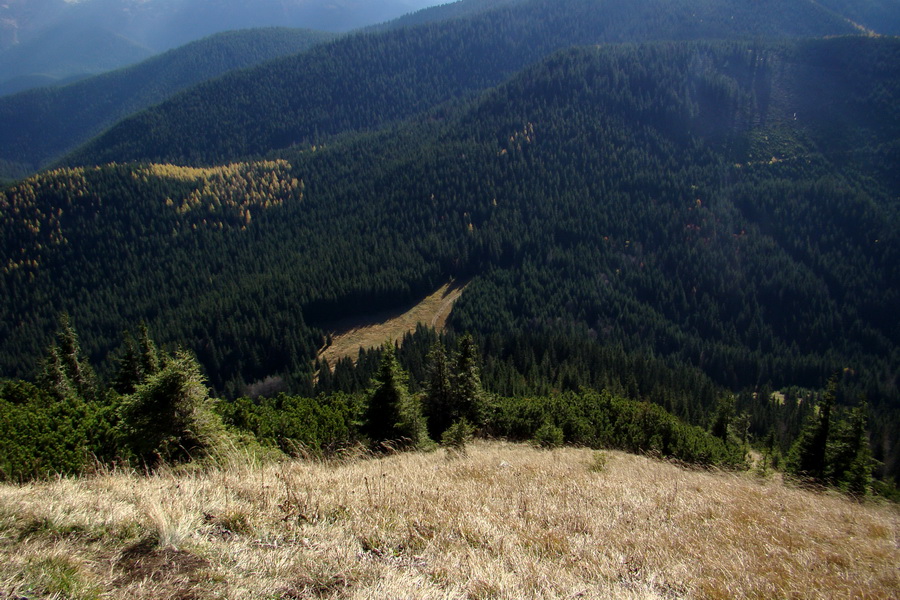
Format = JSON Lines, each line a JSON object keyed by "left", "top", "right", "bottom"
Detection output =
{"left": 489, "top": 389, "right": 745, "bottom": 467}
{"left": 116, "top": 350, "right": 229, "bottom": 467}
{"left": 0, "top": 380, "right": 110, "bottom": 481}
{"left": 218, "top": 392, "right": 360, "bottom": 457}
{"left": 533, "top": 420, "right": 564, "bottom": 449}
{"left": 441, "top": 418, "right": 475, "bottom": 453}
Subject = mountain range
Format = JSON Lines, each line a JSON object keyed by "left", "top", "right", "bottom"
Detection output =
{"left": 0, "top": 27, "right": 334, "bottom": 178}
{"left": 0, "top": 0, "right": 445, "bottom": 95}
{"left": 1, "top": 0, "right": 899, "bottom": 477}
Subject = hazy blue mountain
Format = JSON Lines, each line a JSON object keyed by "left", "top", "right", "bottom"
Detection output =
{"left": 370, "top": 0, "right": 526, "bottom": 30}
{"left": 815, "top": 0, "right": 900, "bottom": 34}
{"left": 0, "top": 27, "right": 334, "bottom": 178}
{"left": 0, "top": 0, "right": 68, "bottom": 51}
{"left": 0, "top": 21, "right": 154, "bottom": 92}
{"left": 0, "top": 72, "right": 93, "bottom": 98}
{"left": 0, "top": 0, "right": 445, "bottom": 94}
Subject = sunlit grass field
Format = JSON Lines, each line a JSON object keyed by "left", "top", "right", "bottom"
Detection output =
{"left": 1, "top": 441, "right": 897, "bottom": 599}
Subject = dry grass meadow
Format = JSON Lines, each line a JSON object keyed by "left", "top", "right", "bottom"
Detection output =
{"left": 317, "top": 280, "right": 467, "bottom": 368}
{"left": 1, "top": 441, "right": 897, "bottom": 600}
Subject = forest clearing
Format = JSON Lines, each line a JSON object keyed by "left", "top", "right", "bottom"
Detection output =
{"left": 318, "top": 280, "right": 467, "bottom": 368}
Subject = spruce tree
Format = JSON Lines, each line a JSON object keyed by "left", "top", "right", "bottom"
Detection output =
{"left": 450, "top": 334, "right": 486, "bottom": 429}
{"left": 114, "top": 322, "right": 162, "bottom": 395}
{"left": 786, "top": 377, "right": 836, "bottom": 482}
{"left": 363, "top": 344, "right": 427, "bottom": 449}
{"left": 37, "top": 344, "right": 78, "bottom": 403}
{"left": 137, "top": 321, "right": 161, "bottom": 378}
{"left": 315, "top": 358, "right": 334, "bottom": 396}
{"left": 37, "top": 314, "right": 96, "bottom": 402}
{"left": 828, "top": 399, "right": 874, "bottom": 495}
{"left": 710, "top": 395, "right": 735, "bottom": 442}
{"left": 117, "top": 349, "right": 226, "bottom": 467}
{"left": 113, "top": 329, "right": 142, "bottom": 395}
{"left": 423, "top": 341, "right": 454, "bottom": 438}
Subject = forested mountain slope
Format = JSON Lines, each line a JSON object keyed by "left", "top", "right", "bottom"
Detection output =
{"left": 62, "top": 0, "right": 860, "bottom": 168}
{"left": 3, "top": 36, "right": 898, "bottom": 418}
{"left": 0, "top": 28, "right": 334, "bottom": 179}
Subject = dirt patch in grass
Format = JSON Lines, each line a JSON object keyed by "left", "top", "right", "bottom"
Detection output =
{"left": 114, "top": 538, "right": 211, "bottom": 598}
{"left": 317, "top": 278, "right": 467, "bottom": 368}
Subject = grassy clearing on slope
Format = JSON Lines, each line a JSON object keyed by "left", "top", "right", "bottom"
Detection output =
{"left": 0, "top": 441, "right": 897, "bottom": 599}
{"left": 318, "top": 279, "right": 467, "bottom": 368}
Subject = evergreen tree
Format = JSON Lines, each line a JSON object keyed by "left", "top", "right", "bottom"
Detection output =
{"left": 137, "top": 321, "right": 161, "bottom": 378}
{"left": 450, "top": 334, "right": 486, "bottom": 429}
{"left": 315, "top": 358, "right": 334, "bottom": 396}
{"left": 423, "top": 341, "right": 454, "bottom": 438}
{"left": 37, "top": 313, "right": 98, "bottom": 401}
{"left": 116, "top": 349, "right": 226, "bottom": 467}
{"left": 55, "top": 314, "right": 97, "bottom": 400}
{"left": 113, "top": 322, "right": 162, "bottom": 395}
{"left": 786, "top": 378, "right": 836, "bottom": 482}
{"left": 828, "top": 398, "right": 874, "bottom": 495}
{"left": 36, "top": 315, "right": 96, "bottom": 402}
{"left": 710, "top": 395, "right": 735, "bottom": 442}
{"left": 37, "top": 344, "right": 79, "bottom": 403}
{"left": 363, "top": 344, "right": 428, "bottom": 449}
{"left": 441, "top": 418, "right": 475, "bottom": 454}
{"left": 760, "top": 430, "right": 779, "bottom": 474}
{"left": 113, "top": 329, "right": 142, "bottom": 395}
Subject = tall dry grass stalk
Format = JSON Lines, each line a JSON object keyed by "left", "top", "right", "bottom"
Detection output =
{"left": 0, "top": 441, "right": 897, "bottom": 599}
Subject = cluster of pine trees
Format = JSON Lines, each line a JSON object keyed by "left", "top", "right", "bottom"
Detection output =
{"left": 1, "top": 314, "right": 889, "bottom": 499}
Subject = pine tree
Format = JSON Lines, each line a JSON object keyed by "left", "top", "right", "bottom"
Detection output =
{"left": 37, "top": 343, "right": 78, "bottom": 403}
{"left": 760, "top": 430, "right": 781, "bottom": 473}
{"left": 113, "top": 329, "right": 142, "bottom": 395}
{"left": 710, "top": 395, "right": 735, "bottom": 442}
{"left": 137, "top": 321, "right": 161, "bottom": 378}
{"left": 114, "top": 322, "right": 162, "bottom": 395}
{"left": 315, "top": 358, "right": 334, "bottom": 396}
{"left": 828, "top": 398, "right": 874, "bottom": 496}
{"left": 55, "top": 314, "right": 96, "bottom": 399}
{"left": 37, "top": 314, "right": 96, "bottom": 402}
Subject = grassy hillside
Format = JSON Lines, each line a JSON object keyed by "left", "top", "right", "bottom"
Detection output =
{"left": 0, "top": 442, "right": 896, "bottom": 599}
{"left": 0, "top": 27, "right": 334, "bottom": 178}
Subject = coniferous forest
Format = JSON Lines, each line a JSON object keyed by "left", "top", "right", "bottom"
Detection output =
{"left": 1, "top": 0, "right": 899, "bottom": 497}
